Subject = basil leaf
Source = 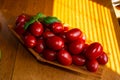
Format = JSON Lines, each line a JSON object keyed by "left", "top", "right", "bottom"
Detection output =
{"left": 43, "top": 16, "right": 61, "bottom": 24}
{"left": 24, "top": 18, "right": 35, "bottom": 30}
{"left": 24, "top": 13, "right": 46, "bottom": 30}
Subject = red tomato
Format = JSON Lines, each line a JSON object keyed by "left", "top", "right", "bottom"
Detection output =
{"left": 43, "top": 31, "right": 55, "bottom": 39}
{"left": 69, "top": 40, "right": 85, "bottom": 54}
{"left": 24, "top": 35, "right": 36, "bottom": 48}
{"left": 86, "top": 60, "right": 99, "bottom": 72}
{"left": 85, "top": 42, "right": 103, "bottom": 59}
{"left": 97, "top": 52, "right": 108, "bottom": 65}
{"left": 63, "top": 23, "right": 69, "bottom": 32}
{"left": 15, "top": 21, "right": 25, "bottom": 36}
{"left": 51, "top": 22, "right": 64, "bottom": 33}
{"left": 66, "top": 28, "right": 82, "bottom": 41}
{"left": 43, "top": 49, "right": 57, "bottom": 61}
{"left": 72, "top": 55, "right": 86, "bottom": 66}
{"left": 30, "top": 21, "right": 44, "bottom": 37}
{"left": 34, "top": 39, "right": 45, "bottom": 53}
{"left": 46, "top": 36, "right": 64, "bottom": 50}
{"left": 16, "top": 14, "right": 27, "bottom": 25}
{"left": 57, "top": 50, "right": 72, "bottom": 66}
{"left": 58, "top": 32, "right": 67, "bottom": 43}
{"left": 78, "top": 33, "right": 86, "bottom": 43}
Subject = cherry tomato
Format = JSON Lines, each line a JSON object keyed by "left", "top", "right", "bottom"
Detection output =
{"left": 66, "top": 28, "right": 82, "bottom": 41}
{"left": 57, "top": 50, "right": 72, "bottom": 66}
{"left": 34, "top": 39, "right": 45, "bottom": 53}
{"left": 69, "top": 40, "right": 85, "bottom": 54}
{"left": 86, "top": 60, "right": 99, "bottom": 72}
{"left": 58, "top": 32, "right": 67, "bottom": 43}
{"left": 30, "top": 21, "right": 44, "bottom": 37}
{"left": 97, "top": 52, "right": 108, "bottom": 65}
{"left": 51, "top": 22, "right": 64, "bottom": 33}
{"left": 43, "top": 49, "right": 57, "bottom": 61}
{"left": 80, "top": 44, "right": 89, "bottom": 57}
{"left": 15, "top": 21, "right": 25, "bottom": 36}
{"left": 72, "top": 55, "right": 86, "bottom": 66}
{"left": 43, "top": 31, "right": 55, "bottom": 39}
{"left": 78, "top": 33, "right": 86, "bottom": 43}
{"left": 46, "top": 36, "right": 64, "bottom": 50}
{"left": 24, "top": 35, "right": 36, "bottom": 48}
{"left": 16, "top": 14, "right": 27, "bottom": 25}
{"left": 85, "top": 42, "right": 103, "bottom": 59}
{"left": 63, "top": 23, "right": 69, "bottom": 32}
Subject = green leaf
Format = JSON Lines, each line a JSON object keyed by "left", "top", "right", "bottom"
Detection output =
{"left": 43, "top": 16, "right": 61, "bottom": 24}
{"left": 24, "top": 13, "right": 46, "bottom": 30}
{"left": 24, "top": 18, "right": 35, "bottom": 30}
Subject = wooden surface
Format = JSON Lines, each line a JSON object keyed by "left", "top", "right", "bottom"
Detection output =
{"left": 0, "top": 0, "right": 120, "bottom": 80}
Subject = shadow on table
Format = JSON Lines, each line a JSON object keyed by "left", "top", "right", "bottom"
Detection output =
{"left": 89, "top": 0, "right": 111, "bottom": 8}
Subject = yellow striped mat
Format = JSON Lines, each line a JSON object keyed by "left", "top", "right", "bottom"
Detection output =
{"left": 53, "top": 0, "right": 120, "bottom": 74}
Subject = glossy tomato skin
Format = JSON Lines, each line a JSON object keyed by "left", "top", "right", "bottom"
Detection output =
{"left": 86, "top": 60, "right": 99, "bottom": 72}
{"left": 80, "top": 44, "right": 89, "bottom": 57}
{"left": 63, "top": 23, "right": 69, "bottom": 32}
{"left": 97, "top": 52, "right": 108, "bottom": 65}
{"left": 69, "top": 40, "right": 85, "bottom": 54}
{"left": 24, "top": 35, "right": 36, "bottom": 48}
{"left": 30, "top": 22, "right": 44, "bottom": 37}
{"left": 58, "top": 32, "right": 67, "bottom": 43}
{"left": 78, "top": 33, "right": 86, "bottom": 43}
{"left": 85, "top": 42, "right": 103, "bottom": 60}
{"left": 16, "top": 14, "right": 27, "bottom": 25}
{"left": 34, "top": 39, "right": 45, "bottom": 53}
{"left": 43, "top": 31, "right": 55, "bottom": 39}
{"left": 66, "top": 28, "right": 82, "bottom": 41}
{"left": 51, "top": 22, "right": 64, "bottom": 33}
{"left": 43, "top": 49, "right": 57, "bottom": 61}
{"left": 57, "top": 50, "right": 72, "bottom": 66}
{"left": 15, "top": 22, "right": 25, "bottom": 36}
{"left": 72, "top": 55, "right": 86, "bottom": 66}
{"left": 46, "top": 36, "right": 64, "bottom": 50}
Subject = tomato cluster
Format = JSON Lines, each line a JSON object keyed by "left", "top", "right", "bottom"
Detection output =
{"left": 14, "top": 13, "right": 108, "bottom": 72}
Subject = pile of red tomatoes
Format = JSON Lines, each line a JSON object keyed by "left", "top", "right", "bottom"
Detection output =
{"left": 14, "top": 13, "right": 108, "bottom": 72}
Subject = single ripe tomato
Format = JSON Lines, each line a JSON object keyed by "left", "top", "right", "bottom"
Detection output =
{"left": 66, "top": 28, "right": 82, "bottom": 41}
{"left": 57, "top": 50, "right": 72, "bottom": 66}
{"left": 72, "top": 55, "right": 86, "bottom": 66}
{"left": 86, "top": 60, "right": 99, "bottom": 72}
{"left": 63, "top": 23, "right": 69, "bottom": 32}
{"left": 24, "top": 35, "right": 37, "bottom": 48}
{"left": 43, "top": 49, "right": 57, "bottom": 61}
{"left": 16, "top": 14, "right": 27, "bottom": 25}
{"left": 15, "top": 21, "right": 25, "bottom": 36}
{"left": 46, "top": 36, "right": 64, "bottom": 50}
{"left": 97, "top": 52, "right": 108, "bottom": 65}
{"left": 34, "top": 39, "right": 45, "bottom": 53}
{"left": 85, "top": 42, "right": 103, "bottom": 59}
{"left": 80, "top": 44, "right": 89, "bottom": 57}
{"left": 58, "top": 32, "right": 67, "bottom": 43}
{"left": 51, "top": 22, "right": 64, "bottom": 33}
{"left": 30, "top": 21, "right": 44, "bottom": 37}
{"left": 69, "top": 40, "right": 85, "bottom": 54}
{"left": 78, "top": 33, "right": 86, "bottom": 43}
{"left": 43, "top": 31, "right": 55, "bottom": 39}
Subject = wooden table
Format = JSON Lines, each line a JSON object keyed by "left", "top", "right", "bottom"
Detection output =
{"left": 0, "top": 0, "right": 120, "bottom": 80}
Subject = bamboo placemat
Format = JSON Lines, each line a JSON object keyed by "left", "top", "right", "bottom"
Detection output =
{"left": 53, "top": 0, "right": 120, "bottom": 74}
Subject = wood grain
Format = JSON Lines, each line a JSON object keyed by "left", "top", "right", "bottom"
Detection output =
{"left": 0, "top": 0, "right": 120, "bottom": 80}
